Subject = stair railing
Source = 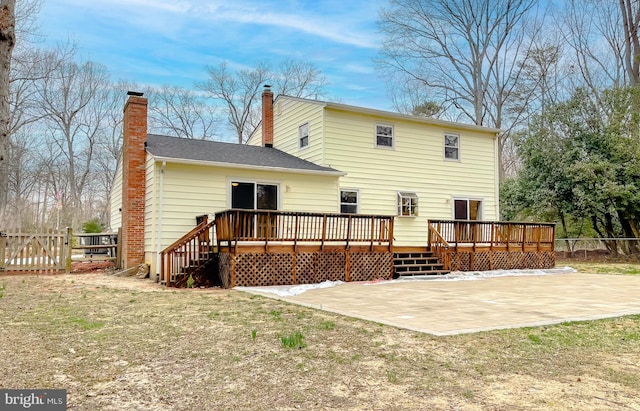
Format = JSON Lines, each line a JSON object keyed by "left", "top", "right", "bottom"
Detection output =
{"left": 161, "top": 217, "right": 216, "bottom": 287}
{"left": 427, "top": 221, "right": 451, "bottom": 270}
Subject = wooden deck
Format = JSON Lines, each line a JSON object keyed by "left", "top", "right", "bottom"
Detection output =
{"left": 214, "top": 210, "right": 394, "bottom": 288}
{"left": 428, "top": 220, "right": 556, "bottom": 271}
{"left": 159, "top": 211, "right": 556, "bottom": 288}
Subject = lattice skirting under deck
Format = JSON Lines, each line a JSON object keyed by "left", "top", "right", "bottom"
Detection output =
{"left": 446, "top": 250, "right": 555, "bottom": 271}
{"left": 218, "top": 251, "right": 393, "bottom": 288}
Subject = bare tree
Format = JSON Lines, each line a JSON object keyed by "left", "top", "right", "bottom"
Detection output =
{"left": 378, "top": 0, "right": 542, "bottom": 177}
{"left": 273, "top": 59, "right": 328, "bottom": 99}
{"left": 148, "top": 84, "right": 220, "bottom": 140}
{"left": 197, "top": 61, "right": 270, "bottom": 144}
{"left": 0, "top": 0, "right": 16, "bottom": 222}
{"left": 561, "top": 0, "right": 627, "bottom": 95}
{"left": 35, "top": 59, "right": 112, "bottom": 227}
{"left": 198, "top": 59, "right": 329, "bottom": 143}
{"left": 619, "top": 0, "right": 640, "bottom": 85}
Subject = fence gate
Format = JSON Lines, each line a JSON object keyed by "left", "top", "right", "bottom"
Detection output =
{"left": 0, "top": 230, "right": 66, "bottom": 273}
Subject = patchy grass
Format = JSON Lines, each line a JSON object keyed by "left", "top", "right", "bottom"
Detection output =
{"left": 280, "top": 331, "right": 306, "bottom": 349}
{"left": 0, "top": 273, "right": 639, "bottom": 410}
{"left": 558, "top": 260, "right": 640, "bottom": 275}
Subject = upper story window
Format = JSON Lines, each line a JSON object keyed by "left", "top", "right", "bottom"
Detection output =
{"left": 397, "top": 191, "right": 418, "bottom": 217}
{"left": 376, "top": 124, "right": 394, "bottom": 148}
{"left": 299, "top": 123, "right": 309, "bottom": 148}
{"left": 340, "top": 189, "right": 359, "bottom": 214}
{"left": 444, "top": 133, "right": 460, "bottom": 160}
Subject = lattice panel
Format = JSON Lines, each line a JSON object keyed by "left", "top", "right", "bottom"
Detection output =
{"left": 295, "top": 253, "right": 317, "bottom": 284}
{"left": 522, "top": 252, "right": 540, "bottom": 269}
{"left": 258, "top": 253, "right": 294, "bottom": 286}
{"left": 232, "top": 253, "right": 255, "bottom": 287}
{"left": 470, "top": 252, "right": 491, "bottom": 271}
{"left": 490, "top": 251, "right": 511, "bottom": 270}
{"left": 317, "top": 252, "right": 346, "bottom": 282}
{"left": 441, "top": 250, "right": 556, "bottom": 273}
{"left": 540, "top": 251, "right": 555, "bottom": 268}
{"left": 350, "top": 252, "right": 393, "bottom": 281}
{"left": 232, "top": 253, "right": 294, "bottom": 287}
{"left": 508, "top": 251, "right": 526, "bottom": 269}
{"left": 218, "top": 253, "right": 232, "bottom": 288}
{"left": 450, "top": 252, "right": 471, "bottom": 271}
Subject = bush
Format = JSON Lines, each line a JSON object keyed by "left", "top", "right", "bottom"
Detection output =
{"left": 82, "top": 218, "right": 104, "bottom": 233}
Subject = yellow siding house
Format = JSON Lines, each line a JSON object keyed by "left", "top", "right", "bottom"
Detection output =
{"left": 248, "top": 92, "right": 501, "bottom": 247}
{"left": 112, "top": 87, "right": 519, "bottom": 282}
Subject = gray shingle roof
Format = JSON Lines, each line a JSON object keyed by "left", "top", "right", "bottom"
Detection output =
{"left": 145, "top": 134, "right": 342, "bottom": 174}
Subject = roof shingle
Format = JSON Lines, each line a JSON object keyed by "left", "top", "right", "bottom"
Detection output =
{"left": 145, "top": 134, "right": 342, "bottom": 175}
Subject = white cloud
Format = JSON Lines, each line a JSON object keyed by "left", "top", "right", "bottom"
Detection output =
{"left": 208, "top": 6, "right": 379, "bottom": 49}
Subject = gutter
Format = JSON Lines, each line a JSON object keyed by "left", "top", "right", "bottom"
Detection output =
{"left": 155, "top": 161, "right": 166, "bottom": 282}
{"left": 150, "top": 155, "right": 346, "bottom": 177}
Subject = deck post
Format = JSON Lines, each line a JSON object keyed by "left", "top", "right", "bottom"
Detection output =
{"left": 346, "top": 215, "right": 352, "bottom": 250}
{"left": 321, "top": 214, "right": 327, "bottom": 251}
{"left": 265, "top": 211, "right": 270, "bottom": 253}
{"left": 388, "top": 218, "right": 394, "bottom": 253}
{"left": 293, "top": 214, "right": 299, "bottom": 252}
{"left": 370, "top": 215, "right": 375, "bottom": 252}
{"left": 233, "top": 210, "right": 240, "bottom": 253}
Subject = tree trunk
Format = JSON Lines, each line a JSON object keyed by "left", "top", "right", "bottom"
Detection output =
{"left": 0, "top": 0, "right": 15, "bottom": 225}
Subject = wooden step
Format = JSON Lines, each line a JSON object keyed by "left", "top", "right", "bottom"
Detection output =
{"left": 395, "top": 270, "right": 450, "bottom": 276}
{"left": 393, "top": 251, "right": 449, "bottom": 277}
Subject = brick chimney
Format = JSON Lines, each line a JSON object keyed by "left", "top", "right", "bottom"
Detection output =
{"left": 121, "top": 91, "right": 147, "bottom": 269}
{"left": 262, "top": 85, "right": 274, "bottom": 147}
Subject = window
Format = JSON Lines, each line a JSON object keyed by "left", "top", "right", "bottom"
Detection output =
{"left": 397, "top": 192, "right": 418, "bottom": 216}
{"left": 444, "top": 133, "right": 460, "bottom": 160}
{"left": 376, "top": 124, "right": 394, "bottom": 147}
{"left": 299, "top": 123, "right": 309, "bottom": 148}
{"left": 453, "top": 199, "right": 481, "bottom": 220}
{"left": 231, "top": 182, "right": 278, "bottom": 210}
{"left": 340, "top": 190, "right": 359, "bottom": 214}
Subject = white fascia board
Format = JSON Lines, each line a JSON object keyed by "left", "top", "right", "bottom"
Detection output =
{"left": 151, "top": 155, "right": 346, "bottom": 177}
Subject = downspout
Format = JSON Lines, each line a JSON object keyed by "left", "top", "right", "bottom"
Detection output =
{"left": 494, "top": 133, "right": 500, "bottom": 220}
{"left": 156, "top": 161, "right": 166, "bottom": 282}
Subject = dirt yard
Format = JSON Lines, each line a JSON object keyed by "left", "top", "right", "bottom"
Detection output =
{"left": 1, "top": 271, "right": 639, "bottom": 410}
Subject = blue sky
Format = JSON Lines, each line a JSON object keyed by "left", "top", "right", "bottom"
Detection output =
{"left": 38, "top": 0, "right": 392, "bottom": 110}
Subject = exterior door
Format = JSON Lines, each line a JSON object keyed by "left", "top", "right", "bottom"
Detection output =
{"left": 454, "top": 199, "right": 482, "bottom": 242}
{"left": 231, "top": 182, "right": 278, "bottom": 238}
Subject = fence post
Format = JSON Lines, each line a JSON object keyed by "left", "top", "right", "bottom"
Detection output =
{"left": 65, "top": 227, "right": 73, "bottom": 273}
{"left": 0, "top": 231, "right": 6, "bottom": 271}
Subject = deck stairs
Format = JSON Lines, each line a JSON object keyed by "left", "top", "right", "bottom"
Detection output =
{"left": 166, "top": 245, "right": 219, "bottom": 287}
{"left": 393, "top": 251, "right": 449, "bottom": 278}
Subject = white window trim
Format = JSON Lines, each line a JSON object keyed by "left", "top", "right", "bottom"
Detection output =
{"left": 339, "top": 188, "right": 359, "bottom": 214}
{"left": 444, "top": 133, "right": 461, "bottom": 161}
{"left": 397, "top": 191, "right": 419, "bottom": 217}
{"left": 451, "top": 197, "right": 483, "bottom": 220}
{"left": 375, "top": 123, "right": 395, "bottom": 149}
{"left": 298, "top": 122, "right": 310, "bottom": 150}
{"left": 227, "top": 178, "right": 282, "bottom": 210}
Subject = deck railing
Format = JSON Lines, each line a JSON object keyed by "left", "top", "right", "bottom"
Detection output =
{"left": 428, "top": 220, "right": 556, "bottom": 252}
{"left": 214, "top": 209, "right": 394, "bottom": 250}
{"left": 160, "top": 217, "right": 216, "bottom": 286}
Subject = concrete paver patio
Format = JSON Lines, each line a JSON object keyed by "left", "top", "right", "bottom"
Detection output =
{"left": 241, "top": 272, "right": 640, "bottom": 335}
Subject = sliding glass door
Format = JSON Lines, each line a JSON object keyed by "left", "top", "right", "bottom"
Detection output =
{"left": 231, "top": 182, "right": 278, "bottom": 238}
